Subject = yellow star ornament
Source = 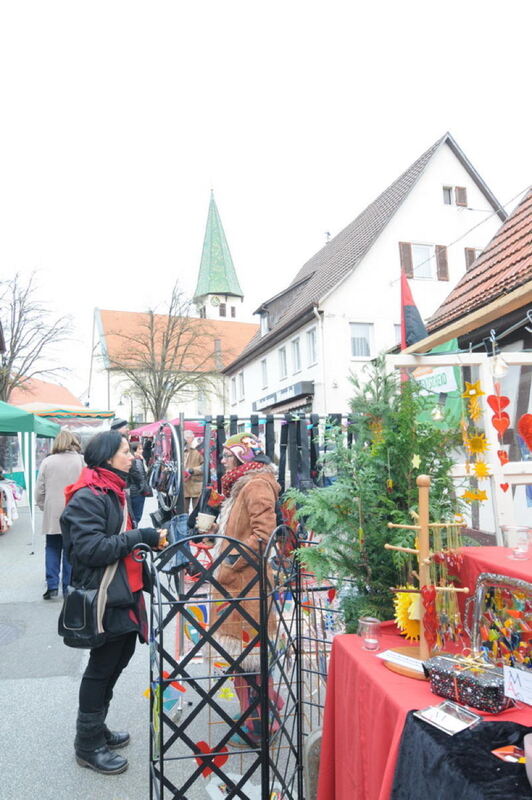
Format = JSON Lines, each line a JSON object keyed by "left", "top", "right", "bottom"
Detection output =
{"left": 473, "top": 461, "right": 490, "bottom": 479}
{"left": 466, "top": 433, "right": 489, "bottom": 455}
{"left": 462, "top": 489, "right": 488, "bottom": 503}
{"left": 411, "top": 454, "right": 421, "bottom": 469}
{"left": 461, "top": 381, "right": 485, "bottom": 400}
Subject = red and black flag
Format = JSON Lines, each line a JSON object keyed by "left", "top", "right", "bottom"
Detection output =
{"left": 400, "top": 271, "right": 427, "bottom": 349}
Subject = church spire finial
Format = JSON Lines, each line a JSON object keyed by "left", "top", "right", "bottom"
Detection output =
{"left": 193, "top": 194, "right": 243, "bottom": 304}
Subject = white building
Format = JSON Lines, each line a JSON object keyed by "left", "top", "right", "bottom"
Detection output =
{"left": 223, "top": 132, "right": 507, "bottom": 416}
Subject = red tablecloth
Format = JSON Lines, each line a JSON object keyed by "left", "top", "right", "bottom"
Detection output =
{"left": 316, "top": 623, "right": 532, "bottom": 800}
{"left": 458, "top": 546, "right": 532, "bottom": 593}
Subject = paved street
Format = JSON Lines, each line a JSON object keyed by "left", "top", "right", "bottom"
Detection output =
{"left": 0, "top": 501, "right": 157, "bottom": 800}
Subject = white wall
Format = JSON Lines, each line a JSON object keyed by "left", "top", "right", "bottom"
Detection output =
{"left": 227, "top": 320, "right": 324, "bottom": 417}
{"left": 227, "top": 142, "right": 504, "bottom": 416}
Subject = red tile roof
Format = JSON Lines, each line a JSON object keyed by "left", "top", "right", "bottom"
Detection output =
{"left": 9, "top": 378, "right": 82, "bottom": 407}
{"left": 98, "top": 310, "right": 258, "bottom": 372}
{"left": 429, "top": 189, "right": 532, "bottom": 331}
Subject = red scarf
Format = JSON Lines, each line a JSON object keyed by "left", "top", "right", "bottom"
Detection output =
{"left": 65, "top": 466, "right": 127, "bottom": 507}
{"left": 221, "top": 461, "right": 266, "bottom": 497}
{"left": 64, "top": 466, "right": 143, "bottom": 593}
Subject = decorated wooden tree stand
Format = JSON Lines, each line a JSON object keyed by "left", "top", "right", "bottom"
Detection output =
{"left": 383, "top": 474, "right": 469, "bottom": 680}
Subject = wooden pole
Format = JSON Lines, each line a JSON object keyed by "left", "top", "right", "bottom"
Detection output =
{"left": 417, "top": 475, "right": 431, "bottom": 660}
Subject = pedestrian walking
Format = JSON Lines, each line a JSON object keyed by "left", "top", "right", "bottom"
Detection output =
{"left": 35, "top": 431, "right": 84, "bottom": 599}
{"left": 60, "top": 430, "right": 167, "bottom": 775}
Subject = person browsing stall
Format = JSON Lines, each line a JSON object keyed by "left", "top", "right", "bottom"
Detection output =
{"left": 210, "top": 433, "right": 283, "bottom": 747}
{"left": 183, "top": 428, "right": 203, "bottom": 513}
{"left": 35, "top": 431, "right": 84, "bottom": 600}
{"left": 60, "top": 431, "right": 167, "bottom": 776}
{"left": 128, "top": 442, "right": 151, "bottom": 525}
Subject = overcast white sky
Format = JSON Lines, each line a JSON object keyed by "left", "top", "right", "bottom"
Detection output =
{"left": 1, "top": 0, "right": 531, "bottom": 400}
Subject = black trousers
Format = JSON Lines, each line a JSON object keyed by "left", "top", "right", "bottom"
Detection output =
{"left": 79, "top": 631, "right": 137, "bottom": 713}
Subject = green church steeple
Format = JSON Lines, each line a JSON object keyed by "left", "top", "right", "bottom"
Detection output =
{"left": 193, "top": 192, "right": 243, "bottom": 302}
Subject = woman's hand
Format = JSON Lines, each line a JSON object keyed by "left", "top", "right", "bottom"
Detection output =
{"left": 156, "top": 529, "right": 169, "bottom": 550}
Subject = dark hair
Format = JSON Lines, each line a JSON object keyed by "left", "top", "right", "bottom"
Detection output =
{"left": 130, "top": 442, "right": 141, "bottom": 455}
{"left": 84, "top": 431, "right": 126, "bottom": 468}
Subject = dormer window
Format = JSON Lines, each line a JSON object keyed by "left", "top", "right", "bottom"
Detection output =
{"left": 260, "top": 313, "right": 269, "bottom": 336}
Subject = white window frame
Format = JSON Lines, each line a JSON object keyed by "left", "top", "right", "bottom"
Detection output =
{"left": 291, "top": 337, "right": 301, "bottom": 373}
{"left": 230, "top": 376, "right": 237, "bottom": 405}
{"left": 278, "top": 347, "right": 288, "bottom": 380}
{"left": 394, "top": 324, "right": 401, "bottom": 346}
{"left": 238, "top": 371, "right": 245, "bottom": 401}
{"left": 442, "top": 186, "right": 453, "bottom": 205}
{"left": 412, "top": 243, "right": 436, "bottom": 280}
{"left": 260, "top": 314, "right": 268, "bottom": 336}
{"left": 350, "top": 322, "right": 374, "bottom": 359}
{"left": 261, "top": 358, "right": 268, "bottom": 389}
{"left": 307, "top": 327, "right": 317, "bottom": 366}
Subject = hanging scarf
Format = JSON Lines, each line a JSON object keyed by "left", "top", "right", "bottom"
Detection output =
{"left": 221, "top": 461, "right": 266, "bottom": 498}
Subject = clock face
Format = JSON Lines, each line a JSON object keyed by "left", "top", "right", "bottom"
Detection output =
{"left": 210, "top": 296, "right": 220, "bottom": 306}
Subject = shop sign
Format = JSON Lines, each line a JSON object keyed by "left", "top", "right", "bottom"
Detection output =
{"left": 252, "top": 381, "right": 314, "bottom": 412}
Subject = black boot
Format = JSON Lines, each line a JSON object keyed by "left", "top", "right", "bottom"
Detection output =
{"left": 75, "top": 710, "right": 128, "bottom": 774}
{"left": 103, "top": 703, "right": 130, "bottom": 749}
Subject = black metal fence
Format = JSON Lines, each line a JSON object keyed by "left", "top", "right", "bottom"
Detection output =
{"left": 143, "top": 415, "right": 349, "bottom": 799}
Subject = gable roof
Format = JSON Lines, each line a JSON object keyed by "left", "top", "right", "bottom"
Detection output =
{"left": 428, "top": 188, "right": 532, "bottom": 332}
{"left": 193, "top": 192, "right": 243, "bottom": 301}
{"left": 226, "top": 132, "right": 506, "bottom": 371}
{"left": 9, "top": 377, "right": 82, "bottom": 407}
{"left": 97, "top": 309, "right": 257, "bottom": 372}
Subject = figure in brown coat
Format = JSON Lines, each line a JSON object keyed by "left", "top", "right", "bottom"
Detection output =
{"left": 210, "top": 432, "right": 283, "bottom": 746}
{"left": 183, "top": 429, "right": 203, "bottom": 513}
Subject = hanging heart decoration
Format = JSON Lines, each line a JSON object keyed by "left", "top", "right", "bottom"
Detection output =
{"left": 518, "top": 414, "right": 532, "bottom": 451}
{"left": 487, "top": 394, "right": 510, "bottom": 413}
{"left": 194, "top": 741, "right": 228, "bottom": 777}
{"left": 500, "top": 483, "right": 510, "bottom": 493}
{"left": 497, "top": 449, "right": 509, "bottom": 465}
{"left": 491, "top": 412, "right": 510, "bottom": 436}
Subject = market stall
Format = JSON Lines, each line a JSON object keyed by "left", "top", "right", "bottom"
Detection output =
{"left": 0, "top": 400, "right": 59, "bottom": 535}
{"left": 16, "top": 403, "right": 113, "bottom": 450}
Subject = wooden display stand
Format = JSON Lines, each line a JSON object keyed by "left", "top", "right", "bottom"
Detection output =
{"left": 382, "top": 475, "right": 469, "bottom": 679}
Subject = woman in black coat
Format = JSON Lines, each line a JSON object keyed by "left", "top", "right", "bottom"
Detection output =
{"left": 60, "top": 431, "right": 166, "bottom": 776}
{"left": 128, "top": 441, "right": 150, "bottom": 525}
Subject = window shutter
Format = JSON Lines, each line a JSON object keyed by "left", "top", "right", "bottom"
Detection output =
{"left": 399, "top": 242, "right": 413, "bottom": 278}
{"left": 435, "top": 246, "right": 449, "bottom": 281}
{"left": 455, "top": 186, "right": 467, "bottom": 207}
{"left": 464, "top": 248, "right": 477, "bottom": 270}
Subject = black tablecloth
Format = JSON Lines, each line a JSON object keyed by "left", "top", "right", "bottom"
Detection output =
{"left": 391, "top": 713, "right": 532, "bottom": 800}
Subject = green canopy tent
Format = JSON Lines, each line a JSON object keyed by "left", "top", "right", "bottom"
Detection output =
{"left": 0, "top": 401, "right": 60, "bottom": 541}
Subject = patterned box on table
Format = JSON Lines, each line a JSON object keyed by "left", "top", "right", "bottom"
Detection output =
{"left": 423, "top": 654, "right": 513, "bottom": 714}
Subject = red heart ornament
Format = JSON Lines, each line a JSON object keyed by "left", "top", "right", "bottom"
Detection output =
{"left": 500, "top": 483, "right": 509, "bottom": 492}
{"left": 497, "top": 449, "right": 509, "bottom": 465}
{"left": 491, "top": 412, "right": 510, "bottom": 436}
{"left": 194, "top": 740, "right": 228, "bottom": 777}
{"left": 518, "top": 414, "right": 532, "bottom": 451}
{"left": 487, "top": 395, "right": 510, "bottom": 413}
